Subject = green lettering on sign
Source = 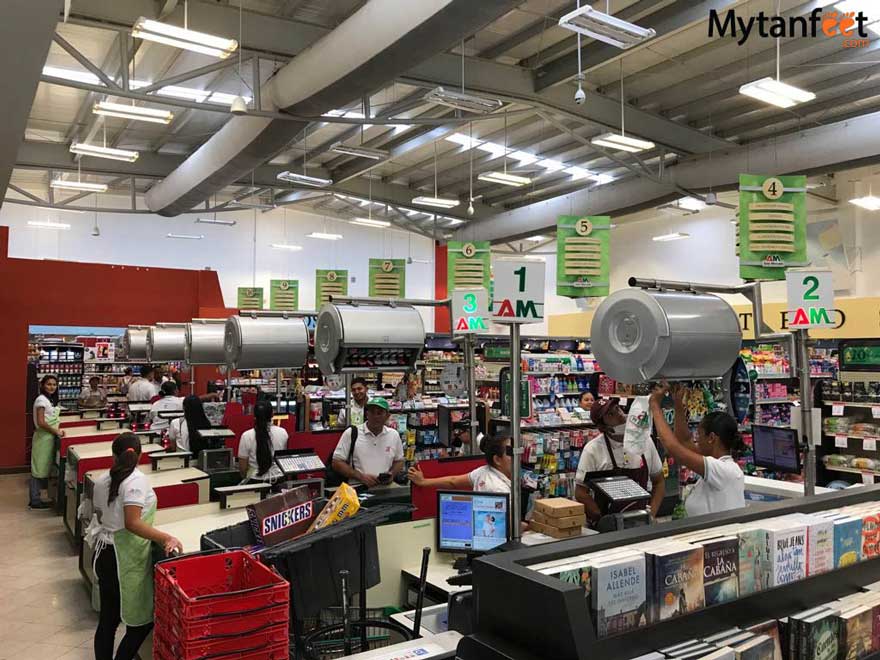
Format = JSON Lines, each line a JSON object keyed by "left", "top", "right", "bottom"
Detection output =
{"left": 809, "top": 307, "right": 832, "bottom": 325}
{"left": 515, "top": 300, "right": 539, "bottom": 318}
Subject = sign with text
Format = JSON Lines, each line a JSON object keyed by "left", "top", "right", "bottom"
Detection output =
{"left": 447, "top": 241, "right": 491, "bottom": 291}
{"left": 237, "top": 287, "right": 264, "bottom": 310}
{"left": 492, "top": 259, "right": 545, "bottom": 324}
{"left": 270, "top": 279, "right": 299, "bottom": 311}
{"left": 315, "top": 269, "right": 348, "bottom": 306}
{"left": 556, "top": 215, "right": 610, "bottom": 298}
{"left": 452, "top": 287, "right": 490, "bottom": 334}
{"left": 368, "top": 258, "right": 405, "bottom": 298}
{"left": 786, "top": 268, "right": 835, "bottom": 328}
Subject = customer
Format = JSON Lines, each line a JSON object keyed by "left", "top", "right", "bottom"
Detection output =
{"left": 120, "top": 367, "right": 134, "bottom": 396}
{"left": 168, "top": 395, "right": 213, "bottom": 455}
{"left": 337, "top": 376, "right": 369, "bottom": 427}
{"left": 126, "top": 365, "right": 159, "bottom": 402}
{"left": 332, "top": 397, "right": 404, "bottom": 488}
{"left": 81, "top": 433, "right": 182, "bottom": 660}
{"left": 578, "top": 390, "right": 595, "bottom": 411}
{"left": 237, "top": 401, "right": 289, "bottom": 482}
{"left": 574, "top": 397, "right": 665, "bottom": 524}
{"left": 29, "top": 375, "right": 65, "bottom": 509}
{"left": 148, "top": 381, "right": 183, "bottom": 432}
{"left": 78, "top": 376, "right": 107, "bottom": 409}
{"left": 649, "top": 384, "right": 744, "bottom": 516}
{"left": 408, "top": 434, "right": 513, "bottom": 493}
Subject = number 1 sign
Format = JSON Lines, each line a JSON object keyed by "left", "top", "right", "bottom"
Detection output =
{"left": 492, "top": 259, "right": 545, "bottom": 325}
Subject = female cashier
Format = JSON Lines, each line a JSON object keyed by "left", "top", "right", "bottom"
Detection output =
{"left": 407, "top": 434, "right": 512, "bottom": 493}
{"left": 30, "top": 375, "right": 64, "bottom": 509}
{"left": 649, "top": 384, "right": 745, "bottom": 516}
{"left": 82, "top": 433, "right": 182, "bottom": 660}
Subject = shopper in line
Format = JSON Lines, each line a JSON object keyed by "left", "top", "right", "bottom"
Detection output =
{"left": 237, "top": 401, "right": 290, "bottom": 482}
{"left": 120, "top": 367, "right": 134, "bottom": 396}
{"left": 574, "top": 397, "right": 666, "bottom": 525}
{"left": 649, "top": 383, "right": 745, "bottom": 516}
{"left": 78, "top": 375, "right": 107, "bottom": 409}
{"left": 337, "top": 376, "right": 369, "bottom": 427}
{"left": 332, "top": 397, "right": 404, "bottom": 488}
{"left": 29, "top": 374, "right": 65, "bottom": 509}
{"left": 408, "top": 434, "right": 513, "bottom": 493}
{"left": 579, "top": 390, "right": 595, "bottom": 411}
{"left": 148, "top": 381, "right": 184, "bottom": 432}
{"left": 168, "top": 395, "right": 213, "bottom": 455}
{"left": 81, "top": 433, "right": 182, "bottom": 660}
{"left": 126, "top": 365, "right": 160, "bottom": 402}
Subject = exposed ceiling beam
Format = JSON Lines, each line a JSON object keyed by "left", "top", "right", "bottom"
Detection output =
{"left": 478, "top": 5, "right": 571, "bottom": 61}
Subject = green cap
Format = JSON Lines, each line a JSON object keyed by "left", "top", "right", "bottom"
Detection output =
{"left": 365, "top": 397, "right": 389, "bottom": 412}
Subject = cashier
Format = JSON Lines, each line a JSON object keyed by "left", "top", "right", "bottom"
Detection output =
{"left": 126, "top": 365, "right": 160, "bottom": 402}
{"left": 649, "top": 384, "right": 745, "bottom": 516}
{"left": 148, "top": 381, "right": 183, "bottom": 432}
{"left": 237, "top": 400, "right": 289, "bottom": 482}
{"left": 407, "top": 435, "right": 512, "bottom": 493}
{"left": 574, "top": 398, "right": 665, "bottom": 524}
{"left": 29, "top": 375, "right": 64, "bottom": 509}
{"left": 337, "top": 376, "right": 368, "bottom": 427}
{"left": 78, "top": 376, "right": 107, "bottom": 409}
{"left": 332, "top": 397, "right": 404, "bottom": 488}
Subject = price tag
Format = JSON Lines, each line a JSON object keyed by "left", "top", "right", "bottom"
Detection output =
{"left": 835, "top": 435, "right": 849, "bottom": 448}
{"left": 872, "top": 406, "right": 880, "bottom": 420}
{"left": 865, "top": 437, "right": 878, "bottom": 452}
{"left": 832, "top": 403, "right": 845, "bottom": 416}
{"left": 863, "top": 472, "right": 876, "bottom": 485}
{"left": 619, "top": 397, "right": 628, "bottom": 406}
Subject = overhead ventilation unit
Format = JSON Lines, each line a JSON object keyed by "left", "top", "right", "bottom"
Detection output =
{"left": 224, "top": 313, "right": 310, "bottom": 370}
{"left": 123, "top": 326, "right": 150, "bottom": 360}
{"left": 185, "top": 319, "right": 227, "bottom": 365}
{"left": 558, "top": 5, "right": 656, "bottom": 49}
{"left": 147, "top": 323, "right": 188, "bottom": 362}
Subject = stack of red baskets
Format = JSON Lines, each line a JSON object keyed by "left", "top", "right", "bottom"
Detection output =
{"left": 154, "top": 549, "right": 290, "bottom": 660}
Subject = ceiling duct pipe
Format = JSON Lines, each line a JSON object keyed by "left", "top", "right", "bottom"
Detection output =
{"left": 185, "top": 319, "right": 227, "bottom": 366}
{"left": 145, "top": 0, "right": 521, "bottom": 216}
{"left": 147, "top": 323, "right": 188, "bottom": 363}
{"left": 123, "top": 326, "right": 150, "bottom": 360}
{"left": 224, "top": 312, "right": 310, "bottom": 370}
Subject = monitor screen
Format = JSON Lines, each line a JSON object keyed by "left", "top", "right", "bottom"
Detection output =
{"left": 437, "top": 491, "right": 509, "bottom": 554}
{"left": 752, "top": 424, "right": 801, "bottom": 473}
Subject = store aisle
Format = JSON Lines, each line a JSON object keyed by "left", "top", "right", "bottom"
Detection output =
{"left": 0, "top": 474, "right": 99, "bottom": 659}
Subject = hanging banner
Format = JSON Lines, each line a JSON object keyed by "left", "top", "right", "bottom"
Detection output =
{"left": 237, "top": 287, "right": 264, "bottom": 310}
{"left": 738, "top": 174, "right": 808, "bottom": 281}
{"left": 447, "top": 241, "right": 491, "bottom": 291}
{"left": 556, "top": 215, "right": 610, "bottom": 298}
{"left": 368, "top": 259, "right": 405, "bottom": 298}
{"left": 269, "top": 279, "right": 299, "bottom": 311}
{"left": 315, "top": 269, "right": 348, "bottom": 306}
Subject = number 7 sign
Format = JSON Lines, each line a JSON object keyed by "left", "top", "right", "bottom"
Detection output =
{"left": 492, "top": 259, "right": 545, "bottom": 324}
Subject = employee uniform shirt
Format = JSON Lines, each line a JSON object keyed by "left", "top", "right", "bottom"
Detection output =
{"left": 237, "top": 425, "right": 290, "bottom": 481}
{"left": 337, "top": 401, "right": 365, "bottom": 427}
{"left": 333, "top": 424, "right": 404, "bottom": 484}
{"left": 684, "top": 455, "right": 745, "bottom": 517}
{"left": 127, "top": 379, "right": 159, "bottom": 402}
{"left": 149, "top": 396, "right": 184, "bottom": 431}
{"left": 83, "top": 468, "right": 157, "bottom": 546}
{"left": 468, "top": 465, "right": 511, "bottom": 493}
{"left": 78, "top": 387, "right": 107, "bottom": 409}
{"left": 33, "top": 394, "right": 57, "bottom": 426}
{"left": 575, "top": 434, "right": 663, "bottom": 483}
{"left": 168, "top": 418, "right": 190, "bottom": 452}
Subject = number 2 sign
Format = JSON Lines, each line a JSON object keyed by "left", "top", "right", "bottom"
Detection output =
{"left": 492, "top": 259, "right": 545, "bottom": 324}
{"left": 786, "top": 268, "right": 835, "bottom": 328}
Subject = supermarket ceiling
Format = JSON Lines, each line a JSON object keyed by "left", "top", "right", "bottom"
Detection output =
{"left": 6, "top": 0, "right": 880, "bottom": 242}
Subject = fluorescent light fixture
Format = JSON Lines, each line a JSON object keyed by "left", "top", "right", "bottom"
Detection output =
{"left": 28, "top": 220, "right": 70, "bottom": 230}
{"left": 677, "top": 196, "right": 706, "bottom": 212}
{"left": 277, "top": 171, "right": 333, "bottom": 187}
{"left": 50, "top": 179, "right": 108, "bottom": 193}
{"left": 423, "top": 87, "right": 503, "bottom": 114}
{"left": 330, "top": 142, "right": 389, "bottom": 160}
{"left": 307, "top": 232, "right": 343, "bottom": 240}
{"left": 166, "top": 233, "right": 203, "bottom": 240}
{"left": 652, "top": 232, "right": 691, "bottom": 242}
{"left": 350, "top": 217, "right": 391, "bottom": 228}
{"left": 42, "top": 65, "right": 101, "bottom": 85}
{"left": 69, "top": 142, "right": 139, "bottom": 163}
{"left": 154, "top": 85, "right": 210, "bottom": 102}
{"left": 271, "top": 243, "right": 303, "bottom": 251}
{"left": 93, "top": 101, "right": 173, "bottom": 125}
{"left": 478, "top": 171, "right": 531, "bottom": 187}
{"left": 131, "top": 17, "right": 238, "bottom": 59}
{"left": 209, "top": 91, "right": 252, "bottom": 105}
{"left": 229, "top": 201, "right": 275, "bottom": 210}
{"left": 591, "top": 132, "right": 655, "bottom": 153}
{"left": 195, "top": 217, "right": 237, "bottom": 226}
{"left": 558, "top": 5, "right": 656, "bottom": 49}
{"left": 850, "top": 195, "right": 880, "bottom": 211}
{"left": 412, "top": 195, "right": 460, "bottom": 209}
{"left": 739, "top": 77, "right": 816, "bottom": 108}
{"left": 527, "top": 235, "right": 546, "bottom": 242}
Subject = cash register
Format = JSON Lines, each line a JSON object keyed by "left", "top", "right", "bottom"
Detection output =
{"left": 586, "top": 475, "right": 652, "bottom": 532}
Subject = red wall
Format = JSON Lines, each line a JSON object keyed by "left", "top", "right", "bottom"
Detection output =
{"left": 0, "top": 225, "right": 228, "bottom": 469}
{"left": 434, "top": 241, "right": 449, "bottom": 333}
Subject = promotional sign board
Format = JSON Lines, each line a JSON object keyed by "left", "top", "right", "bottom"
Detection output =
{"left": 556, "top": 215, "right": 610, "bottom": 298}
{"left": 269, "top": 279, "right": 299, "bottom": 311}
{"left": 315, "top": 270, "right": 348, "bottom": 306}
{"left": 447, "top": 241, "right": 491, "bottom": 291}
{"left": 368, "top": 258, "right": 405, "bottom": 298}
{"left": 237, "top": 287, "right": 264, "bottom": 310}
{"left": 452, "top": 287, "right": 490, "bottom": 334}
{"left": 492, "top": 259, "right": 545, "bottom": 324}
{"left": 786, "top": 268, "right": 835, "bottom": 328}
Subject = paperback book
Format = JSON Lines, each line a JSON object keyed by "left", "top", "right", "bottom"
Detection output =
{"left": 699, "top": 536, "right": 740, "bottom": 607}
{"left": 647, "top": 543, "right": 705, "bottom": 623}
{"left": 833, "top": 517, "right": 863, "bottom": 568}
{"left": 801, "top": 609, "right": 839, "bottom": 660}
{"left": 764, "top": 524, "right": 807, "bottom": 587}
{"left": 738, "top": 527, "right": 769, "bottom": 595}
{"left": 732, "top": 634, "right": 775, "bottom": 660}
{"left": 837, "top": 605, "right": 873, "bottom": 660}
{"left": 795, "top": 514, "right": 834, "bottom": 577}
{"left": 591, "top": 552, "right": 648, "bottom": 638}
{"left": 745, "top": 620, "right": 782, "bottom": 660}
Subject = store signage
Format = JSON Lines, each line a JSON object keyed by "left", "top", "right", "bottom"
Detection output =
{"left": 270, "top": 279, "right": 299, "bottom": 311}
{"left": 786, "top": 268, "right": 835, "bottom": 329}
{"left": 500, "top": 367, "right": 531, "bottom": 419}
{"left": 447, "top": 241, "right": 491, "bottom": 292}
{"left": 237, "top": 287, "right": 264, "bottom": 310}
{"left": 492, "top": 259, "right": 545, "bottom": 325}
{"left": 556, "top": 215, "right": 610, "bottom": 298}
{"left": 709, "top": 8, "right": 871, "bottom": 49}
{"left": 841, "top": 344, "right": 880, "bottom": 368}
{"left": 738, "top": 174, "right": 807, "bottom": 282}
{"left": 452, "top": 287, "right": 490, "bottom": 334}
{"left": 315, "top": 269, "right": 348, "bottom": 306}
{"left": 368, "top": 258, "right": 405, "bottom": 298}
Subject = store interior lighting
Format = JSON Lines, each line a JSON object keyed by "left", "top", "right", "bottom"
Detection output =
{"left": 652, "top": 232, "right": 691, "bottom": 242}
{"left": 131, "top": 17, "right": 239, "bottom": 59}
{"left": 591, "top": 132, "right": 655, "bottom": 153}
{"left": 350, "top": 217, "right": 391, "bottom": 228}
{"left": 50, "top": 179, "right": 108, "bottom": 193}
{"left": 422, "top": 87, "right": 503, "bottom": 114}
{"left": 277, "top": 171, "right": 333, "bottom": 187}
{"left": 849, "top": 195, "right": 880, "bottom": 211}
{"left": 330, "top": 142, "right": 389, "bottom": 160}
{"left": 558, "top": 5, "right": 656, "bottom": 49}
{"left": 271, "top": 243, "right": 303, "bottom": 251}
{"left": 195, "top": 217, "right": 237, "bottom": 226}
{"left": 677, "top": 196, "right": 707, "bottom": 212}
{"left": 412, "top": 196, "right": 460, "bottom": 209}
{"left": 478, "top": 171, "right": 531, "bottom": 188}
{"left": 28, "top": 220, "right": 71, "bottom": 230}
{"left": 92, "top": 100, "right": 174, "bottom": 125}
{"left": 527, "top": 235, "right": 546, "bottom": 242}
{"left": 166, "top": 233, "right": 204, "bottom": 240}
{"left": 739, "top": 77, "right": 816, "bottom": 108}
{"left": 69, "top": 142, "right": 139, "bottom": 163}
{"left": 307, "top": 232, "right": 343, "bottom": 240}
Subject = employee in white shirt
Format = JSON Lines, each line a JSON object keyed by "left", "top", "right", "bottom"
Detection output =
{"left": 332, "top": 397, "right": 404, "bottom": 488}
{"left": 126, "top": 365, "right": 160, "bottom": 402}
{"left": 649, "top": 384, "right": 745, "bottom": 517}
{"left": 337, "top": 377, "right": 369, "bottom": 427}
{"left": 407, "top": 434, "right": 513, "bottom": 493}
{"left": 148, "top": 381, "right": 184, "bottom": 432}
{"left": 237, "top": 401, "right": 289, "bottom": 482}
{"left": 78, "top": 376, "right": 107, "bottom": 409}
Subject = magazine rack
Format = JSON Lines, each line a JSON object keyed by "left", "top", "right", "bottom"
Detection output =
{"left": 458, "top": 485, "right": 880, "bottom": 660}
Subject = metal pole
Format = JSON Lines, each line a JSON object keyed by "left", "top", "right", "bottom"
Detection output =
{"left": 344, "top": 372, "right": 352, "bottom": 428}
{"left": 510, "top": 323, "right": 523, "bottom": 542}
{"left": 275, "top": 368, "right": 282, "bottom": 415}
{"left": 797, "top": 328, "right": 816, "bottom": 496}
{"left": 464, "top": 333, "right": 478, "bottom": 456}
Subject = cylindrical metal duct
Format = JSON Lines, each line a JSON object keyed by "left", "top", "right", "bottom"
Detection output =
{"left": 185, "top": 319, "right": 227, "bottom": 365}
{"left": 123, "top": 326, "right": 150, "bottom": 360}
{"left": 224, "top": 315, "right": 309, "bottom": 370}
{"left": 147, "top": 323, "right": 187, "bottom": 363}
{"left": 590, "top": 289, "right": 742, "bottom": 384}
{"left": 315, "top": 303, "right": 425, "bottom": 375}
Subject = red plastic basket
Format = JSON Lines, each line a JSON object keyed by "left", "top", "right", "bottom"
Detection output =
{"left": 154, "top": 622, "right": 288, "bottom": 660}
{"left": 155, "top": 604, "right": 288, "bottom": 642}
{"left": 153, "top": 635, "right": 289, "bottom": 660}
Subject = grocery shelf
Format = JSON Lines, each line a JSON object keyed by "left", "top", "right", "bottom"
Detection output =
{"left": 522, "top": 371, "right": 595, "bottom": 376}
{"left": 823, "top": 433, "right": 880, "bottom": 441}
{"left": 823, "top": 401, "right": 880, "bottom": 409}
{"left": 825, "top": 464, "right": 880, "bottom": 477}
{"left": 755, "top": 398, "right": 799, "bottom": 404}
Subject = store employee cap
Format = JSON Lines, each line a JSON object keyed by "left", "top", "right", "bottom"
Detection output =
{"left": 365, "top": 397, "right": 390, "bottom": 412}
{"left": 590, "top": 397, "right": 621, "bottom": 426}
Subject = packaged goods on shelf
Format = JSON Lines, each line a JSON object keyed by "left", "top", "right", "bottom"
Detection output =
{"left": 755, "top": 383, "right": 789, "bottom": 400}
{"left": 824, "top": 417, "right": 856, "bottom": 435}
{"left": 756, "top": 403, "right": 791, "bottom": 428}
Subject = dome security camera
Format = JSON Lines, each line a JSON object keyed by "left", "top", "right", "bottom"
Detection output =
{"left": 574, "top": 87, "right": 586, "bottom": 105}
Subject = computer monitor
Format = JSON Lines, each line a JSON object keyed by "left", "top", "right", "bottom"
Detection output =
{"left": 752, "top": 424, "right": 801, "bottom": 473}
{"left": 436, "top": 490, "right": 510, "bottom": 554}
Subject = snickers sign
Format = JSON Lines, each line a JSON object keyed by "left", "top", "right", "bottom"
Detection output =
{"left": 247, "top": 485, "right": 320, "bottom": 546}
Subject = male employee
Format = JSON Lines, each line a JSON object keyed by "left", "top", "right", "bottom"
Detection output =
{"left": 337, "top": 376, "right": 369, "bottom": 427}
{"left": 127, "top": 365, "right": 160, "bottom": 402}
{"left": 78, "top": 376, "right": 107, "bottom": 409}
{"left": 332, "top": 397, "right": 404, "bottom": 488}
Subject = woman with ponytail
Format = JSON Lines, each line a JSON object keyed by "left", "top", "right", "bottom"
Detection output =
{"left": 80, "top": 432, "right": 182, "bottom": 660}
{"left": 168, "top": 395, "right": 213, "bottom": 454}
{"left": 237, "top": 401, "right": 289, "bottom": 482}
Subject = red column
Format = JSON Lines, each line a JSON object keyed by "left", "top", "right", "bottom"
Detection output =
{"left": 434, "top": 241, "right": 449, "bottom": 333}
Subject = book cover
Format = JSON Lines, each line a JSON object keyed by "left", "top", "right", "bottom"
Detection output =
{"left": 765, "top": 524, "right": 807, "bottom": 587}
{"left": 797, "top": 514, "right": 834, "bottom": 577}
{"left": 555, "top": 564, "right": 593, "bottom": 600}
{"left": 733, "top": 634, "right": 775, "bottom": 660}
{"left": 700, "top": 536, "right": 740, "bottom": 607}
{"left": 838, "top": 606, "right": 872, "bottom": 660}
{"left": 789, "top": 606, "right": 831, "bottom": 660}
{"left": 802, "top": 610, "right": 838, "bottom": 660}
{"left": 745, "top": 620, "right": 783, "bottom": 660}
{"left": 591, "top": 553, "right": 647, "bottom": 638}
{"left": 650, "top": 544, "right": 705, "bottom": 623}
{"left": 696, "top": 649, "right": 735, "bottom": 660}
{"left": 738, "top": 527, "right": 768, "bottom": 595}
{"left": 834, "top": 517, "right": 863, "bottom": 568}
{"left": 861, "top": 510, "right": 880, "bottom": 560}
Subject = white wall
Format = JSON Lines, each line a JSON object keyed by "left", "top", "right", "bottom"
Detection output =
{"left": 0, "top": 201, "right": 436, "bottom": 324}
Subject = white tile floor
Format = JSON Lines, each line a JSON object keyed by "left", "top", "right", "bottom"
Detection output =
{"left": 0, "top": 474, "right": 100, "bottom": 659}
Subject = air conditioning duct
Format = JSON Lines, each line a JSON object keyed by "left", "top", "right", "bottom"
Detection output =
{"left": 185, "top": 319, "right": 227, "bottom": 365}
{"left": 224, "top": 315, "right": 309, "bottom": 370}
{"left": 123, "top": 326, "right": 150, "bottom": 360}
{"left": 147, "top": 323, "right": 188, "bottom": 362}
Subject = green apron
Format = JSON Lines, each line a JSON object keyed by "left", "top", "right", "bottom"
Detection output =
{"left": 31, "top": 405, "right": 59, "bottom": 479}
{"left": 113, "top": 504, "right": 157, "bottom": 627}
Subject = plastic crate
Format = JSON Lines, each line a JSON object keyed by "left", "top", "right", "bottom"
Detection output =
{"left": 154, "top": 622, "right": 288, "bottom": 660}
{"left": 155, "top": 550, "right": 288, "bottom": 620}
{"left": 155, "top": 603, "right": 288, "bottom": 642}
{"left": 153, "top": 634, "right": 289, "bottom": 660}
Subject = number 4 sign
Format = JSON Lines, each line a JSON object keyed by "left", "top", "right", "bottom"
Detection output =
{"left": 492, "top": 259, "right": 545, "bottom": 324}
{"left": 786, "top": 268, "right": 835, "bottom": 328}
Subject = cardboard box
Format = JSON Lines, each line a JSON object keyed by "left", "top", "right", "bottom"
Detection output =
{"left": 533, "top": 498, "right": 583, "bottom": 519}
{"left": 247, "top": 485, "right": 318, "bottom": 546}
{"left": 530, "top": 519, "right": 582, "bottom": 539}
{"left": 532, "top": 510, "right": 586, "bottom": 529}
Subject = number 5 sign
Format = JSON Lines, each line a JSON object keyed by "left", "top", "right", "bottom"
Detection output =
{"left": 786, "top": 268, "right": 835, "bottom": 328}
{"left": 492, "top": 259, "right": 545, "bottom": 324}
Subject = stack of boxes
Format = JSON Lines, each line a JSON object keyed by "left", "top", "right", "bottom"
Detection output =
{"left": 530, "top": 498, "right": 586, "bottom": 539}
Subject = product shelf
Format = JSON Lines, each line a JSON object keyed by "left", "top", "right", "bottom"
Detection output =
{"left": 755, "top": 398, "right": 799, "bottom": 404}
{"left": 824, "top": 401, "right": 880, "bottom": 409}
